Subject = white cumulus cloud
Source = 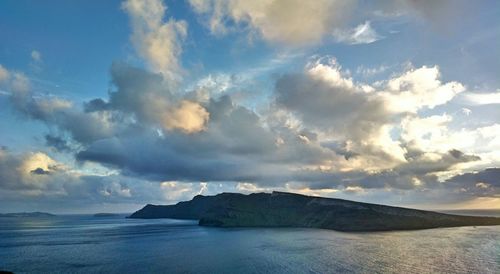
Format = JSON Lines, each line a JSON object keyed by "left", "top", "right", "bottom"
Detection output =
{"left": 122, "top": 0, "right": 187, "bottom": 81}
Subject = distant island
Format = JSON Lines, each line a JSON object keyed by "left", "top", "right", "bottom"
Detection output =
{"left": 129, "top": 191, "right": 500, "bottom": 232}
{"left": 93, "top": 213, "right": 119, "bottom": 217}
{"left": 0, "top": 212, "right": 55, "bottom": 218}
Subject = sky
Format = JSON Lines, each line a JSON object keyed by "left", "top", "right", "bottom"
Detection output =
{"left": 0, "top": 0, "right": 499, "bottom": 213}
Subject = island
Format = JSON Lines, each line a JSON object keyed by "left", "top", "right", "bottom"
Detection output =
{"left": 129, "top": 191, "right": 500, "bottom": 231}
{"left": 93, "top": 213, "right": 119, "bottom": 217}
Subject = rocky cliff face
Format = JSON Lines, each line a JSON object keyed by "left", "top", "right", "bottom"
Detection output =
{"left": 129, "top": 191, "right": 500, "bottom": 232}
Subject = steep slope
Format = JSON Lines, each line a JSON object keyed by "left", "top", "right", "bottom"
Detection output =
{"left": 129, "top": 191, "right": 500, "bottom": 231}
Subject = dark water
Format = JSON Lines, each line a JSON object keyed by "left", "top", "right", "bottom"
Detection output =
{"left": 0, "top": 214, "right": 498, "bottom": 274}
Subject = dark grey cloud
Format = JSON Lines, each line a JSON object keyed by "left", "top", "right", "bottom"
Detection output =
{"left": 30, "top": 167, "right": 50, "bottom": 175}
{"left": 9, "top": 87, "right": 118, "bottom": 144}
{"left": 397, "top": 149, "right": 480, "bottom": 176}
{"left": 320, "top": 141, "right": 360, "bottom": 160}
{"left": 107, "top": 62, "right": 171, "bottom": 124}
{"left": 0, "top": 148, "right": 22, "bottom": 190}
{"left": 448, "top": 149, "right": 480, "bottom": 162}
{"left": 8, "top": 63, "right": 208, "bottom": 145}
{"left": 98, "top": 63, "right": 209, "bottom": 133}
{"left": 275, "top": 73, "right": 388, "bottom": 134}
{"left": 84, "top": 98, "right": 110, "bottom": 113}
{"left": 77, "top": 94, "right": 337, "bottom": 184}
{"left": 447, "top": 168, "right": 500, "bottom": 186}
{"left": 445, "top": 168, "right": 500, "bottom": 197}
{"left": 45, "top": 134, "right": 71, "bottom": 152}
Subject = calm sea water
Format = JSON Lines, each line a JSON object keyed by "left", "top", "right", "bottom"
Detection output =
{"left": 0, "top": 214, "right": 498, "bottom": 274}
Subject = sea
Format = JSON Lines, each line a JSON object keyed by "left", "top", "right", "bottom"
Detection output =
{"left": 0, "top": 212, "right": 499, "bottom": 274}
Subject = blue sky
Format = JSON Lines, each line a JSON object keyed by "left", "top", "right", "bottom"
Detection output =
{"left": 0, "top": 0, "right": 499, "bottom": 213}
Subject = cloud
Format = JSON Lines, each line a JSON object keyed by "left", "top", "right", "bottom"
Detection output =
{"left": 11, "top": 72, "right": 31, "bottom": 93}
{"left": 0, "top": 64, "right": 10, "bottom": 83}
{"left": 29, "top": 50, "right": 43, "bottom": 72}
{"left": 0, "top": 149, "right": 64, "bottom": 191}
{"left": 3, "top": 143, "right": 493, "bottom": 211}
{"left": 275, "top": 58, "right": 402, "bottom": 170}
{"left": 445, "top": 168, "right": 499, "bottom": 198}
{"left": 462, "top": 91, "right": 500, "bottom": 105}
{"left": 6, "top": 62, "right": 209, "bottom": 140}
{"left": 0, "top": 147, "right": 195, "bottom": 212}
{"left": 2, "top": 65, "right": 119, "bottom": 144}
{"left": 122, "top": 0, "right": 187, "bottom": 81}
{"left": 31, "top": 50, "right": 42, "bottom": 62}
{"left": 273, "top": 57, "right": 487, "bottom": 182}
{"left": 274, "top": 58, "right": 384, "bottom": 133}
{"left": 45, "top": 134, "right": 71, "bottom": 152}
{"left": 1, "top": 56, "right": 480, "bottom": 194}
{"left": 380, "top": 65, "right": 465, "bottom": 113}
{"left": 1, "top": 1, "right": 498, "bottom": 213}
{"left": 399, "top": 115, "right": 500, "bottom": 172}
{"left": 189, "top": 0, "right": 355, "bottom": 45}
{"left": 6, "top": 57, "right": 491, "bottom": 188}
{"left": 105, "top": 63, "right": 209, "bottom": 133}
{"left": 84, "top": 98, "right": 111, "bottom": 112}
{"left": 10, "top": 87, "right": 117, "bottom": 144}
{"left": 332, "top": 21, "right": 383, "bottom": 45}
{"left": 188, "top": 0, "right": 465, "bottom": 46}
{"left": 2, "top": 54, "right": 498, "bottom": 210}
{"left": 0, "top": 64, "right": 28, "bottom": 94}
{"left": 162, "top": 100, "right": 209, "bottom": 133}
{"left": 372, "top": 0, "right": 466, "bottom": 28}
{"left": 77, "top": 94, "right": 336, "bottom": 184}
{"left": 73, "top": 58, "right": 485, "bottom": 195}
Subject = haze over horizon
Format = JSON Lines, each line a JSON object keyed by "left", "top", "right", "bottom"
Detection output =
{"left": 0, "top": 0, "right": 499, "bottom": 214}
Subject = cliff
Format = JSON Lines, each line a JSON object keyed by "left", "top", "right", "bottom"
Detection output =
{"left": 129, "top": 191, "right": 500, "bottom": 232}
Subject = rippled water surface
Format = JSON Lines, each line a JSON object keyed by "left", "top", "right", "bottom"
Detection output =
{"left": 0, "top": 214, "right": 498, "bottom": 273}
